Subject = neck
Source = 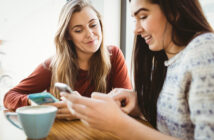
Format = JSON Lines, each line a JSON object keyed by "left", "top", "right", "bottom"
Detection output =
{"left": 164, "top": 42, "right": 185, "bottom": 59}
{"left": 77, "top": 52, "right": 92, "bottom": 71}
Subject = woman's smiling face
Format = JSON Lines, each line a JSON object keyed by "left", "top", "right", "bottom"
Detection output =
{"left": 68, "top": 6, "right": 102, "bottom": 56}
{"left": 131, "top": 0, "right": 173, "bottom": 51}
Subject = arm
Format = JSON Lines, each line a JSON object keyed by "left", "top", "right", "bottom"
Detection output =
{"left": 114, "top": 112, "right": 179, "bottom": 140}
{"left": 109, "top": 46, "right": 132, "bottom": 89}
{"left": 61, "top": 92, "right": 180, "bottom": 140}
{"left": 180, "top": 36, "right": 214, "bottom": 139}
{"left": 188, "top": 58, "right": 214, "bottom": 139}
{"left": 3, "top": 59, "right": 52, "bottom": 110}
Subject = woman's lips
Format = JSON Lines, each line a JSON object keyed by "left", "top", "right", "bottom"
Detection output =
{"left": 142, "top": 35, "right": 152, "bottom": 44}
{"left": 87, "top": 40, "right": 95, "bottom": 44}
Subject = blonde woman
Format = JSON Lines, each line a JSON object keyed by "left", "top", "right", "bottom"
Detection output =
{"left": 4, "top": 0, "right": 132, "bottom": 120}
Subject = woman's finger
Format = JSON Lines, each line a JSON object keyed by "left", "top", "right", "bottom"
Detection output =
{"left": 71, "top": 106, "right": 92, "bottom": 122}
{"left": 57, "top": 107, "right": 71, "bottom": 114}
{"left": 91, "top": 92, "right": 109, "bottom": 100}
{"left": 71, "top": 103, "right": 92, "bottom": 117}
{"left": 45, "top": 101, "right": 66, "bottom": 108}
{"left": 56, "top": 114, "right": 76, "bottom": 120}
{"left": 61, "top": 93, "right": 94, "bottom": 107}
{"left": 56, "top": 114, "right": 71, "bottom": 118}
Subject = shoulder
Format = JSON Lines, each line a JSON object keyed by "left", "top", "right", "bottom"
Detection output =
{"left": 187, "top": 32, "right": 214, "bottom": 51}
{"left": 107, "top": 45, "right": 125, "bottom": 65}
{"left": 107, "top": 45, "right": 124, "bottom": 60}
{"left": 42, "top": 57, "right": 53, "bottom": 70}
{"left": 178, "top": 33, "right": 214, "bottom": 72}
{"left": 183, "top": 33, "right": 214, "bottom": 63}
{"left": 106, "top": 45, "right": 127, "bottom": 70}
{"left": 107, "top": 45, "right": 120, "bottom": 54}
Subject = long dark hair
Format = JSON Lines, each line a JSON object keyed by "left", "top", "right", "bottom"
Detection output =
{"left": 130, "top": 0, "right": 213, "bottom": 128}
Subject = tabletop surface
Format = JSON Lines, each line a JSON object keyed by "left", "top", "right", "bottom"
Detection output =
{"left": 0, "top": 109, "right": 151, "bottom": 140}
{"left": 46, "top": 119, "right": 120, "bottom": 140}
{"left": 0, "top": 110, "right": 119, "bottom": 140}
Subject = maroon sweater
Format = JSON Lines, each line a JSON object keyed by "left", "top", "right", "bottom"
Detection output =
{"left": 4, "top": 46, "right": 132, "bottom": 110}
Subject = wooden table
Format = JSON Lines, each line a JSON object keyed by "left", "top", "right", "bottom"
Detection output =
{"left": 46, "top": 120, "right": 120, "bottom": 140}
{"left": 0, "top": 110, "right": 151, "bottom": 140}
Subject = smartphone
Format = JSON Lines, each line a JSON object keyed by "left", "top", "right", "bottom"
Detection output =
{"left": 28, "top": 92, "right": 59, "bottom": 105}
{"left": 54, "top": 82, "right": 73, "bottom": 94}
{"left": 54, "top": 82, "right": 81, "bottom": 96}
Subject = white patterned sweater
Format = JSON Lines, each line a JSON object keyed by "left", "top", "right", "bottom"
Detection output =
{"left": 157, "top": 33, "right": 214, "bottom": 140}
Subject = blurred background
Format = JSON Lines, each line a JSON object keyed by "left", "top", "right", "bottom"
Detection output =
{"left": 0, "top": 0, "right": 214, "bottom": 107}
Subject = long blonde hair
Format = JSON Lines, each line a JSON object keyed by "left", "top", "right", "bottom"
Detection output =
{"left": 50, "top": 0, "right": 111, "bottom": 99}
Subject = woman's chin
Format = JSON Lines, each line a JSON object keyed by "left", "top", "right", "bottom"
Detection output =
{"left": 148, "top": 44, "right": 162, "bottom": 52}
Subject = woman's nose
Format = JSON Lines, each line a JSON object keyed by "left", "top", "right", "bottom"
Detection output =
{"left": 134, "top": 21, "right": 144, "bottom": 35}
{"left": 85, "top": 28, "right": 93, "bottom": 39}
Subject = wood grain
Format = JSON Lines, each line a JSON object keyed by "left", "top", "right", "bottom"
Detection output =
{"left": 46, "top": 119, "right": 120, "bottom": 140}
{"left": 1, "top": 110, "right": 151, "bottom": 140}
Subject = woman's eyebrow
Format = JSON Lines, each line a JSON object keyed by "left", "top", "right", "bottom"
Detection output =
{"left": 88, "top": 18, "right": 97, "bottom": 23}
{"left": 71, "top": 24, "right": 82, "bottom": 30}
{"left": 134, "top": 7, "right": 149, "bottom": 16}
{"left": 71, "top": 19, "right": 97, "bottom": 30}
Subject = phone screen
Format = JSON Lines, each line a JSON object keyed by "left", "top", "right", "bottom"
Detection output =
{"left": 28, "top": 92, "right": 59, "bottom": 105}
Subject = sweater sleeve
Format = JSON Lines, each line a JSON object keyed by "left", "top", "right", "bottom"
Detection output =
{"left": 109, "top": 46, "right": 132, "bottom": 90}
{"left": 187, "top": 37, "right": 214, "bottom": 139}
{"left": 3, "top": 59, "right": 52, "bottom": 110}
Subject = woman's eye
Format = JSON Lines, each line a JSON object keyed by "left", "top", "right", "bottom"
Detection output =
{"left": 74, "top": 29, "right": 82, "bottom": 33}
{"left": 90, "top": 24, "right": 97, "bottom": 28}
{"left": 140, "top": 16, "right": 147, "bottom": 20}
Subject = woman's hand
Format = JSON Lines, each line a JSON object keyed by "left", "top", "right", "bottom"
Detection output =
{"left": 109, "top": 88, "right": 141, "bottom": 117}
{"left": 61, "top": 92, "right": 127, "bottom": 132}
{"left": 45, "top": 101, "right": 78, "bottom": 120}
